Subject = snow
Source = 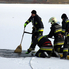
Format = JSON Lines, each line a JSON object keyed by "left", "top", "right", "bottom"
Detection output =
{"left": 0, "top": 4, "right": 69, "bottom": 69}
{"left": 0, "top": 57, "right": 69, "bottom": 69}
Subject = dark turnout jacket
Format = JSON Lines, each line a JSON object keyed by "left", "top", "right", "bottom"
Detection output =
{"left": 29, "top": 36, "right": 53, "bottom": 51}
{"left": 62, "top": 18, "right": 69, "bottom": 36}
{"left": 62, "top": 17, "right": 68, "bottom": 35}
{"left": 47, "top": 23, "right": 64, "bottom": 46}
{"left": 25, "top": 14, "right": 44, "bottom": 31}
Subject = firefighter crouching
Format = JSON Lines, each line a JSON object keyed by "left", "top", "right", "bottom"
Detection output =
{"left": 26, "top": 36, "right": 53, "bottom": 58}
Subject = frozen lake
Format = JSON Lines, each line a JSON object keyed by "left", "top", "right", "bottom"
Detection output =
{"left": 0, "top": 4, "right": 69, "bottom": 69}
{"left": 0, "top": 4, "right": 69, "bottom": 50}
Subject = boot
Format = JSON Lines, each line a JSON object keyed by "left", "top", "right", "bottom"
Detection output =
{"left": 60, "top": 52, "right": 67, "bottom": 59}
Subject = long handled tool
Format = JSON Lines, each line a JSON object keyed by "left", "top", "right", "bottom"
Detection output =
{"left": 14, "top": 28, "right": 25, "bottom": 53}
{"left": 24, "top": 31, "right": 32, "bottom": 34}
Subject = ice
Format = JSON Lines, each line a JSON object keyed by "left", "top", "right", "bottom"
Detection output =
{"left": 0, "top": 4, "right": 69, "bottom": 69}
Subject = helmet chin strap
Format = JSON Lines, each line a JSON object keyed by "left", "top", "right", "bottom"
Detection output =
{"left": 51, "top": 21, "right": 55, "bottom": 24}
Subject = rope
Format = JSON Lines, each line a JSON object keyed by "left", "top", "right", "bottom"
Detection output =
{"left": 29, "top": 57, "right": 34, "bottom": 69}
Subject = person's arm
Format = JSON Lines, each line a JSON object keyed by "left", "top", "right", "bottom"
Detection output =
{"left": 66, "top": 19, "right": 69, "bottom": 33}
{"left": 24, "top": 16, "right": 32, "bottom": 28}
{"left": 47, "top": 26, "right": 54, "bottom": 38}
{"left": 62, "top": 20, "right": 66, "bottom": 35}
{"left": 37, "top": 16, "right": 44, "bottom": 32}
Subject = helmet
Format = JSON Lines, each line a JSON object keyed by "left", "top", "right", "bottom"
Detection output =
{"left": 61, "top": 13, "right": 68, "bottom": 19}
{"left": 49, "top": 17, "right": 57, "bottom": 24}
{"left": 31, "top": 10, "right": 37, "bottom": 14}
{"left": 56, "top": 21, "right": 60, "bottom": 24}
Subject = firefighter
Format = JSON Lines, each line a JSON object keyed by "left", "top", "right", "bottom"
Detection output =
{"left": 46, "top": 17, "right": 64, "bottom": 57}
{"left": 25, "top": 36, "right": 53, "bottom": 58}
{"left": 24, "top": 10, "right": 44, "bottom": 43}
{"left": 61, "top": 13, "right": 69, "bottom": 59}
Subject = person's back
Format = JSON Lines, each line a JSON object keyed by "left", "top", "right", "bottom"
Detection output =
{"left": 47, "top": 17, "right": 64, "bottom": 46}
{"left": 52, "top": 23, "right": 64, "bottom": 46}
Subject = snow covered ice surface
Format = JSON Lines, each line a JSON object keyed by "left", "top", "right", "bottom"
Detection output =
{"left": 0, "top": 4, "right": 69, "bottom": 69}
{"left": 0, "top": 57, "right": 69, "bottom": 69}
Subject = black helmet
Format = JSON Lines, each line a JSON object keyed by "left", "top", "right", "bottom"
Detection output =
{"left": 31, "top": 10, "right": 37, "bottom": 14}
{"left": 61, "top": 13, "right": 68, "bottom": 19}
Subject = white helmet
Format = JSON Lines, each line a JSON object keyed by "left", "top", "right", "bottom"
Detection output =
{"left": 49, "top": 17, "right": 57, "bottom": 24}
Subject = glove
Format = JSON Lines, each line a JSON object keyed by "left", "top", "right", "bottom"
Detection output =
{"left": 24, "top": 23, "right": 27, "bottom": 28}
{"left": 44, "top": 35, "right": 48, "bottom": 37}
{"left": 25, "top": 49, "right": 32, "bottom": 54}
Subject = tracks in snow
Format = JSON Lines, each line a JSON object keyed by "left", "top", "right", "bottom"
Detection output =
{"left": 22, "top": 57, "right": 35, "bottom": 69}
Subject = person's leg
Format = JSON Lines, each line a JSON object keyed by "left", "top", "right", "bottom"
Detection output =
{"left": 61, "top": 37, "right": 68, "bottom": 59}
{"left": 35, "top": 49, "right": 49, "bottom": 58}
{"left": 51, "top": 45, "right": 59, "bottom": 57}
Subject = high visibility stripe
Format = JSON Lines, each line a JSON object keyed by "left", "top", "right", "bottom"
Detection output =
{"left": 43, "top": 41, "right": 52, "bottom": 46}
{"left": 54, "top": 42, "right": 64, "bottom": 46}
{"left": 38, "top": 53, "right": 41, "bottom": 57}
{"left": 44, "top": 44, "right": 52, "bottom": 46}
{"left": 40, "top": 48, "right": 53, "bottom": 51}
{"left": 26, "top": 20, "right": 29, "bottom": 23}
{"left": 62, "top": 29, "right": 65, "bottom": 32}
{"left": 38, "top": 36, "right": 44, "bottom": 42}
{"left": 63, "top": 48, "right": 68, "bottom": 52}
{"left": 39, "top": 33, "right": 41, "bottom": 35}
{"left": 62, "top": 31, "right": 65, "bottom": 33}
{"left": 29, "top": 48, "right": 32, "bottom": 51}
{"left": 35, "top": 22, "right": 37, "bottom": 24}
{"left": 38, "top": 29, "right": 44, "bottom": 32}
{"left": 54, "top": 29, "right": 62, "bottom": 33}
{"left": 66, "top": 20, "right": 69, "bottom": 23}
{"left": 63, "top": 50, "right": 68, "bottom": 52}
{"left": 31, "top": 43, "right": 32, "bottom": 44}
{"left": 67, "top": 34, "right": 69, "bottom": 36}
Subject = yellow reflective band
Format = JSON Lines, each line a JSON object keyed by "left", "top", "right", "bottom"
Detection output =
{"left": 66, "top": 20, "right": 69, "bottom": 23}
{"left": 39, "top": 33, "right": 41, "bottom": 35}
{"left": 58, "top": 48, "right": 60, "bottom": 52}
{"left": 29, "top": 48, "right": 32, "bottom": 51}
{"left": 54, "top": 42, "right": 64, "bottom": 46}
{"left": 67, "top": 34, "right": 69, "bottom": 36}
{"left": 26, "top": 20, "right": 29, "bottom": 23}
{"left": 62, "top": 31, "right": 65, "bottom": 33}
{"left": 38, "top": 29, "right": 44, "bottom": 32}
{"left": 63, "top": 50, "right": 68, "bottom": 52}
{"left": 40, "top": 48, "right": 53, "bottom": 51}
{"left": 35, "top": 23, "right": 37, "bottom": 24}
{"left": 31, "top": 43, "right": 32, "bottom": 44}
{"left": 38, "top": 53, "right": 41, "bottom": 57}
{"left": 38, "top": 36, "right": 44, "bottom": 42}
{"left": 55, "top": 29, "right": 62, "bottom": 33}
